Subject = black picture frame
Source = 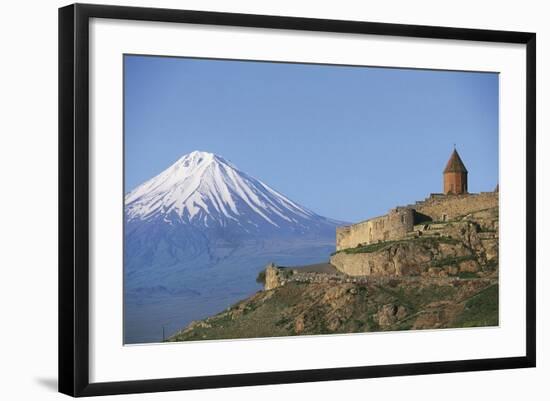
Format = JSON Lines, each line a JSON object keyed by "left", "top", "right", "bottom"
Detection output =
{"left": 59, "top": 3, "right": 536, "bottom": 397}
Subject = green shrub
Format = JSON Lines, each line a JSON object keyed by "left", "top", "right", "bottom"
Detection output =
{"left": 454, "top": 284, "right": 499, "bottom": 327}
{"left": 431, "top": 255, "right": 476, "bottom": 268}
{"left": 457, "top": 271, "right": 479, "bottom": 279}
{"left": 333, "top": 235, "right": 460, "bottom": 256}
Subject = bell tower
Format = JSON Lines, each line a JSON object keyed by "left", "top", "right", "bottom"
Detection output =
{"left": 443, "top": 148, "right": 468, "bottom": 195}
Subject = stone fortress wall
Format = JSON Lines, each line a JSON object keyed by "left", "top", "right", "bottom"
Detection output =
{"left": 412, "top": 192, "right": 498, "bottom": 222}
{"left": 336, "top": 208, "right": 414, "bottom": 251}
{"left": 263, "top": 263, "right": 486, "bottom": 291}
{"left": 335, "top": 191, "right": 498, "bottom": 251}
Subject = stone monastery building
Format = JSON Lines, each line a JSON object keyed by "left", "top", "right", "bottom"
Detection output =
{"left": 335, "top": 148, "right": 498, "bottom": 251}
{"left": 443, "top": 148, "right": 468, "bottom": 195}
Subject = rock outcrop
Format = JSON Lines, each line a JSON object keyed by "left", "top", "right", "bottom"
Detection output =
{"left": 330, "top": 207, "right": 498, "bottom": 278}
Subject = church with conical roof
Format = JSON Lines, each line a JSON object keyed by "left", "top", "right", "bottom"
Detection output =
{"left": 335, "top": 146, "right": 499, "bottom": 251}
{"left": 443, "top": 148, "right": 468, "bottom": 195}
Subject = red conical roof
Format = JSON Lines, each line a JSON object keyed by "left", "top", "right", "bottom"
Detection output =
{"left": 443, "top": 149, "right": 468, "bottom": 174}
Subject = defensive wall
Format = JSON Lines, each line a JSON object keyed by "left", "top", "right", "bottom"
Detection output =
{"left": 335, "top": 192, "right": 498, "bottom": 251}
{"left": 411, "top": 192, "right": 498, "bottom": 223}
{"left": 336, "top": 207, "right": 414, "bottom": 251}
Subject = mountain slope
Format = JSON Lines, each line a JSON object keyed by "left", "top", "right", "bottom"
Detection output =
{"left": 124, "top": 151, "right": 343, "bottom": 271}
{"left": 123, "top": 151, "right": 344, "bottom": 343}
{"left": 125, "top": 151, "right": 340, "bottom": 238}
{"left": 167, "top": 278, "right": 498, "bottom": 342}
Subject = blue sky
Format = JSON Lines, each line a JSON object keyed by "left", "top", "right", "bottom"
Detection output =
{"left": 124, "top": 55, "right": 499, "bottom": 223}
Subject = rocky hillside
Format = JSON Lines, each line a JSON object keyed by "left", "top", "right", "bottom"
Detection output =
{"left": 167, "top": 276, "right": 497, "bottom": 341}
{"left": 331, "top": 206, "right": 498, "bottom": 278}
{"left": 167, "top": 206, "right": 499, "bottom": 342}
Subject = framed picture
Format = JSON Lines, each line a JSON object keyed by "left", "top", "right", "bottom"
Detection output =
{"left": 58, "top": 3, "right": 536, "bottom": 397}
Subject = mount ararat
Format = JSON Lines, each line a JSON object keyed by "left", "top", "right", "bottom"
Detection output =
{"left": 124, "top": 151, "right": 344, "bottom": 343}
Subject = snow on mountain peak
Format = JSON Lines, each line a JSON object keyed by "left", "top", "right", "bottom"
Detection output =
{"left": 124, "top": 151, "right": 335, "bottom": 234}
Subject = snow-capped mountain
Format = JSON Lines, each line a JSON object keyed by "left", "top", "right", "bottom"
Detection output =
{"left": 124, "top": 151, "right": 344, "bottom": 343}
{"left": 125, "top": 151, "right": 340, "bottom": 238}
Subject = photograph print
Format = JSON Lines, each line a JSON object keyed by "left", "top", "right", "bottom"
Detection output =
{"left": 123, "top": 55, "right": 499, "bottom": 345}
